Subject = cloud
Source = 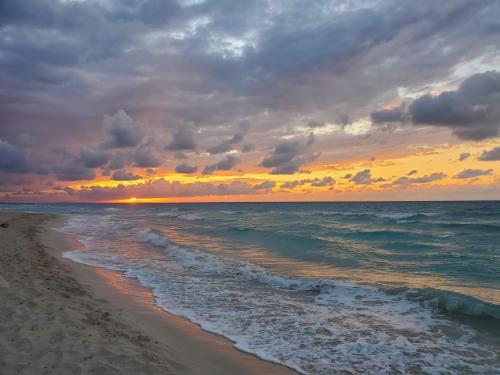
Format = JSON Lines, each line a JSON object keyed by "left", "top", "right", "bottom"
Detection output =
{"left": 281, "top": 176, "right": 335, "bottom": 189}
{"left": 54, "top": 160, "right": 95, "bottom": 181}
{"left": 166, "top": 126, "right": 197, "bottom": 151}
{"left": 207, "top": 122, "right": 249, "bottom": 154}
{"left": 306, "top": 120, "right": 326, "bottom": 128}
{"left": 64, "top": 179, "right": 273, "bottom": 201}
{"left": 253, "top": 181, "right": 276, "bottom": 190}
{"left": 479, "top": 146, "right": 500, "bottom": 161}
{"left": 108, "top": 152, "right": 128, "bottom": 170}
{"left": 175, "top": 162, "right": 198, "bottom": 174}
{"left": 111, "top": 170, "right": 142, "bottom": 181}
{"left": 1, "top": 0, "right": 500, "bottom": 199}
{"left": 311, "top": 176, "right": 335, "bottom": 187}
{"left": 104, "top": 110, "right": 144, "bottom": 148}
{"left": 0, "top": 140, "right": 30, "bottom": 173}
{"left": 392, "top": 172, "right": 446, "bottom": 186}
{"left": 133, "top": 148, "right": 161, "bottom": 168}
{"left": 371, "top": 71, "right": 500, "bottom": 140}
{"left": 79, "top": 148, "right": 109, "bottom": 168}
{"left": 241, "top": 144, "right": 254, "bottom": 153}
{"left": 350, "top": 169, "right": 385, "bottom": 185}
{"left": 455, "top": 169, "right": 493, "bottom": 179}
{"left": 207, "top": 140, "right": 234, "bottom": 155}
{"left": 203, "top": 155, "right": 239, "bottom": 174}
{"left": 458, "top": 152, "right": 471, "bottom": 161}
{"left": 371, "top": 106, "right": 406, "bottom": 124}
{"left": 261, "top": 133, "right": 318, "bottom": 174}
{"left": 407, "top": 170, "right": 418, "bottom": 176}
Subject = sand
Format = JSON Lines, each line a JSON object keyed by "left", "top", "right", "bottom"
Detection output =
{"left": 0, "top": 212, "right": 295, "bottom": 375}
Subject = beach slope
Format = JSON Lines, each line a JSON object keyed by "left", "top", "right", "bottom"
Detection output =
{"left": 0, "top": 212, "right": 295, "bottom": 375}
{"left": 0, "top": 212, "right": 189, "bottom": 374}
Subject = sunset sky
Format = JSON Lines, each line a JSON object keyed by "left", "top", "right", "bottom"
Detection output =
{"left": 1, "top": 0, "right": 499, "bottom": 202}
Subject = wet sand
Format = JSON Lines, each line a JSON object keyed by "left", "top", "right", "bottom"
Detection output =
{"left": 0, "top": 212, "right": 295, "bottom": 375}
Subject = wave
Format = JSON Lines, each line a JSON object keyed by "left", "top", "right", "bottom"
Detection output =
{"left": 137, "top": 229, "right": 337, "bottom": 292}
{"left": 428, "top": 221, "right": 500, "bottom": 231}
{"left": 218, "top": 210, "right": 240, "bottom": 215}
{"left": 402, "top": 287, "right": 500, "bottom": 320}
{"left": 225, "top": 225, "right": 328, "bottom": 252}
{"left": 310, "top": 210, "right": 438, "bottom": 221}
{"left": 156, "top": 212, "right": 206, "bottom": 221}
{"left": 157, "top": 212, "right": 179, "bottom": 218}
{"left": 136, "top": 229, "right": 500, "bottom": 322}
{"left": 61, "top": 215, "right": 500, "bottom": 374}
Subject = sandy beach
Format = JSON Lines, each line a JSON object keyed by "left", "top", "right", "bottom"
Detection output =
{"left": 0, "top": 212, "right": 295, "bottom": 375}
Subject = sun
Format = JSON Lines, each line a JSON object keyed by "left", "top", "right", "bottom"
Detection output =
{"left": 128, "top": 197, "right": 137, "bottom": 203}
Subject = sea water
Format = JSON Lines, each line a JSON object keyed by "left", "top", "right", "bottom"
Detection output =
{"left": 3, "top": 201, "right": 500, "bottom": 374}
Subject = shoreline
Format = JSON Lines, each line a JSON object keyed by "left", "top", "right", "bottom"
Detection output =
{"left": 0, "top": 212, "right": 295, "bottom": 375}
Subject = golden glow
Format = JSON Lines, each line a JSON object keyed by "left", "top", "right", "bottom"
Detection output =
{"left": 54, "top": 139, "right": 500, "bottom": 202}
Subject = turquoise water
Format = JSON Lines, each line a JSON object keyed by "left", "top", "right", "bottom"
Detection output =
{"left": 3, "top": 202, "right": 500, "bottom": 374}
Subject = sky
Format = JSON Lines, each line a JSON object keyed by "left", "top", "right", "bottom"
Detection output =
{"left": 1, "top": 0, "right": 499, "bottom": 203}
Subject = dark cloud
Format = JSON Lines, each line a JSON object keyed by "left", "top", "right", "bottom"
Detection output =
{"left": 175, "top": 162, "right": 198, "bottom": 174}
{"left": 108, "top": 152, "right": 128, "bottom": 170}
{"left": 166, "top": 126, "right": 197, "bottom": 151}
{"left": 173, "top": 152, "right": 190, "bottom": 160}
{"left": 0, "top": 140, "right": 30, "bottom": 173}
{"left": 458, "top": 152, "right": 471, "bottom": 161}
{"left": 350, "top": 169, "right": 385, "bottom": 185}
{"left": 479, "top": 146, "right": 500, "bottom": 161}
{"left": 118, "top": 0, "right": 182, "bottom": 27}
{"left": 203, "top": 155, "right": 239, "bottom": 174}
{"left": 1, "top": 0, "right": 499, "bottom": 197}
{"left": 392, "top": 172, "right": 446, "bottom": 185}
{"left": 311, "top": 176, "right": 335, "bottom": 187}
{"left": 111, "top": 170, "right": 142, "bottom": 181}
{"left": 371, "top": 71, "right": 500, "bottom": 140}
{"left": 306, "top": 120, "right": 326, "bottom": 128}
{"left": 336, "top": 115, "right": 352, "bottom": 127}
{"left": 104, "top": 110, "right": 144, "bottom": 148}
{"left": 207, "top": 140, "right": 234, "bottom": 155}
{"left": 241, "top": 144, "right": 254, "bottom": 153}
{"left": 54, "top": 159, "right": 95, "bottom": 181}
{"left": 65, "top": 179, "right": 271, "bottom": 201}
{"left": 79, "top": 148, "right": 109, "bottom": 168}
{"left": 133, "top": 148, "right": 161, "bottom": 168}
{"left": 207, "top": 122, "right": 248, "bottom": 154}
{"left": 261, "top": 133, "right": 318, "bottom": 174}
{"left": 455, "top": 169, "right": 493, "bottom": 179}
{"left": 281, "top": 176, "right": 335, "bottom": 189}
{"left": 253, "top": 181, "right": 276, "bottom": 190}
{"left": 280, "top": 181, "right": 301, "bottom": 190}
{"left": 410, "top": 71, "right": 500, "bottom": 140}
{"left": 407, "top": 170, "right": 418, "bottom": 176}
{"left": 371, "top": 106, "right": 407, "bottom": 124}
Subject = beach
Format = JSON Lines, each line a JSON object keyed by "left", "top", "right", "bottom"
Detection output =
{"left": 1, "top": 202, "right": 499, "bottom": 374}
{"left": 0, "top": 212, "right": 295, "bottom": 375}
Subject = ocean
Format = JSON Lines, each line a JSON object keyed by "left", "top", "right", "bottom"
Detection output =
{"left": 3, "top": 201, "right": 500, "bottom": 374}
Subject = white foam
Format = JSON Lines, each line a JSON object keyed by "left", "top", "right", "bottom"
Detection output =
{"left": 59, "top": 217, "right": 500, "bottom": 375}
{"left": 156, "top": 212, "right": 206, "bottom": 221}
{"left": 177, "top": 214, "right": 206, "bottom": 221}
{"left": 157, "top": 212, "right": 179, "bottom": 218}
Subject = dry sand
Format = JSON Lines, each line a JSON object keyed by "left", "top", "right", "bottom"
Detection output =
{"left": 0, "top": 212, "right": 295, "bottom": 375}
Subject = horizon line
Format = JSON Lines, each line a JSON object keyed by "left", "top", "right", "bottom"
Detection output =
{"left": 1, "top": 199, "right": 499, "bottom": 205}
